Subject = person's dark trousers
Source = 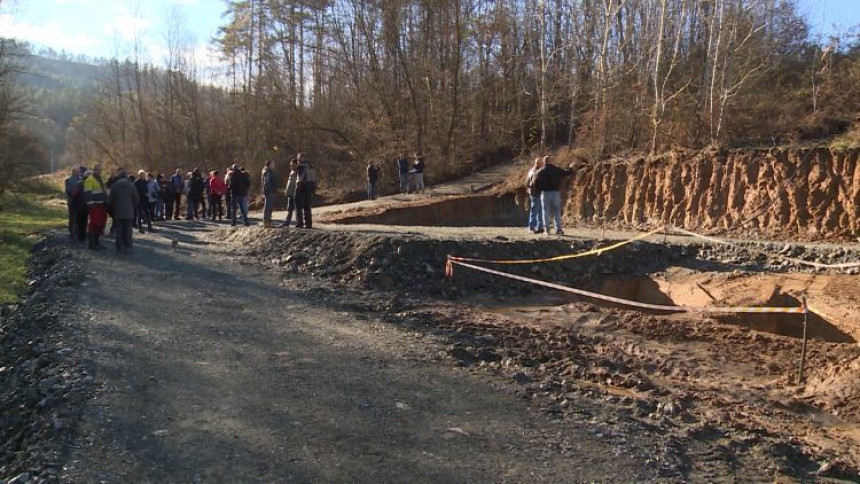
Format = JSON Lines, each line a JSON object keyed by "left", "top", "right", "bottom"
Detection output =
{"left": 230, "top": 196, "right": 249, "bottom": 226}
{"left": 149, "top": 202, "right": 157, "bottom": 222}
{"left": 172, "top": 194, "right": 182, "bottom": 220}
{"left": 367, "top": 181, "right": 377, "bottom": 200}
{"left": 263, "top": 191, "right": 275, "bottom": 223}
{"left": 210, "top": 194, "right": 223, "bottom": 220}
{"left": 295, "top": 189, "right": 312, "bottom": 228}
{"left": 225, "top": 193, "right": 232, "bottom": 219}
{"left": 67, "top": 202, "right": 76, "bottom": 239}
{"left": 164, "top": 194, "right": 175, "bottom": 220}
{"left": 114, "top": 218, "right": 133, "bottom": 253}
{"left": 74, "top": 206, "right": 88, "bottom": 241}
{"left": 138, "top": 200, "right": 152, "bottom": 230}
{"left": 282, "top": 195, "right": 295, "bottom": 226}
{"left": 200, "top": 195, "right": 207, "bottom": 219}
{"left": 186, "top": 194, "right": 199, "bottom": 219}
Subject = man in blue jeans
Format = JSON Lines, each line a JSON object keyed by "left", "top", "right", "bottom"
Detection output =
{"left": 228, "top": 164, "right": 251, "bottom": 226}
{"left": 535, "top": 156, "right": 572, "bottom": 235}
{"left": 396, "top": 153, "right": 410, "bottom": 193}
{"left": 525, "top": 157, "right": 544, "bottom": 233}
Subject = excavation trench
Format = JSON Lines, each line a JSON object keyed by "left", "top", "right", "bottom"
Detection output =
{"left": 314, "top": 193, "right": 860, "bottom": 345}
{"left": 593, "top": 274, "right": 855, "bottom": 343}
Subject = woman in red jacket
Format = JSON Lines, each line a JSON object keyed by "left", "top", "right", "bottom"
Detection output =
{"left": 208, "top": 171, "right": 226, "bottom": 221}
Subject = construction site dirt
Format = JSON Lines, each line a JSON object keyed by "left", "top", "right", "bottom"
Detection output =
{"left": 3, "top": 153, "right": 860, "bottom": 482}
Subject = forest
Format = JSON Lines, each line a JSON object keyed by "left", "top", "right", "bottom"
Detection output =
{"left": 2, "top": 0, "right": 860, "bottom": 196}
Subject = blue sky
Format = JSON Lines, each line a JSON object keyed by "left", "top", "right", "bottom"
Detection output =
{"left": 0, "top": 0, "right": 224, "bottom": 64}
{"left": 1, "top": 0, "right": 858, "bottom": 64}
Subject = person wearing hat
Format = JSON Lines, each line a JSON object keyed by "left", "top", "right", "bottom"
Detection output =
{"left": 261, "top": 160, "right": 278, "bottom": 227}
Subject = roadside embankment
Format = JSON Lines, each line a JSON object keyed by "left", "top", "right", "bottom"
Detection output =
{"left": 564, "top": 147, "right": 860, "bottom": 241}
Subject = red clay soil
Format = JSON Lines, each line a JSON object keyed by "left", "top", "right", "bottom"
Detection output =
{"left": 564, "top": 147, "right": 860, "bottom": 240}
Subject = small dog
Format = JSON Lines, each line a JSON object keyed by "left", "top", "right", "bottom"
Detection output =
{"left": 170, "top": 238, "right": 179, "bottom": 252}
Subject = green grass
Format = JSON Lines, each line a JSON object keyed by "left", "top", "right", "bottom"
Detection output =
{"left": 0, "top": 179, "right": 66, "bottom": 304}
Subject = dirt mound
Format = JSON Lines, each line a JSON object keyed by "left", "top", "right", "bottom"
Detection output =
{"left": 564, "top": 147, "right": 860, "bottom": 241}
{"left": 209, "top": 225, "right": 860, "bottom": 479}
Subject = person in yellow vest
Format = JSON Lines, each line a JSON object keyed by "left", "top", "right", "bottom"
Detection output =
{"left": 83, "top": 164, "right": 109, "bottom": 250}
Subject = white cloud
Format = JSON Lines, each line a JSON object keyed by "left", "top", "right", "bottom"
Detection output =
{"left": 0, "top": 14, "right": 102, "bottom": 52}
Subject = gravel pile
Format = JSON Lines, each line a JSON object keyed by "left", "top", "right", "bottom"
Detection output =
{"left": 216, "top": 226, "right": 860, "bottom": 299}
{"left": 0, "top": 239, "right": 91, "bottom": 483}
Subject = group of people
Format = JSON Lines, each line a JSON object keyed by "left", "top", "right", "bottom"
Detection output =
{"left": 364, "top": 152, "right": 427, "bottom": 201}
{"left": 63, "top": 151, "right": 318, "bottom": 254}
{"left": 525, "top": 155, "right": 573, "bottom": 235}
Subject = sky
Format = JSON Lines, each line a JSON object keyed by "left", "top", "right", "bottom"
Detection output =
{"left": 1, "top": 0, "right": 859, "bottom": 66}
{"left": 0, "top": 0, "right": 225, "bottom": 66}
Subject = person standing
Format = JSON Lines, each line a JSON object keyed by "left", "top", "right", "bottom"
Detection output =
{"left": 535, "top": 155, "right": 572, "bottom": 235}
{"left": 169, "top": 168, "right": 183, "bottom": 220}
{"left": 224, "top": 164, "right": 234, "bottom": 220}
{"left": 261, "top": 160, "right": 278, "bottom": 227}
{"left": 396, "top": 153, "right": 410, "bottom": 194}
{"left": 228, "top": 164, "right": 251, "bottom": 226}
{"left": 186, "top": 169, "right": 205, "bottom": 220}
{"left": 108, "top": 169, "right": 139, "bottom": 254}
{"left": 366, "top": 160, "right": 379, "bottom": 200}
{"left": 294, "top": 152, "right": 314, "bottom": 228}
{"left": 280, "top": 158, "right": 298, "bottom": 228}
{"left": 209, "top": 170, "right": 225, "bottom": 221}
{"left": 159, "top": 173, "right": 175, "bottom": 220}
{"left": 64, "top": 166, "right": 84, "bottom": 241}
{"left": 525, "top": 157, "right": 545, "bottom": 233}
{"left": 134, "top": 171, "right": 153, "bottom": 233}
{"left": 83, "top": 165, "right": 109, "bottom": 250}
{"left": 146, "top": 172, "right": 161, "bottom": 224}
{"left": 153, "top": 174, "right": 166, "bottom": 221}
{"left": 412, "top": 154, "right": 425, "bottom": 193}
{"left": 200, "top": 171, "right": 209, "bottom": 219}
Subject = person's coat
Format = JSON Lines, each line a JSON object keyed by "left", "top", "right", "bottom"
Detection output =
{"left": 109, "top": 178, "right": 139, "bottom": 220}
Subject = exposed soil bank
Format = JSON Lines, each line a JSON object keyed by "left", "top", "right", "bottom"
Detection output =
{"left": 565, "top": 147, "right": 860, "bottom": 240}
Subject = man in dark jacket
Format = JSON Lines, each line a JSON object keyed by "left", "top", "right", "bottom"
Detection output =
{"left": 534, "top": 156, "right": 572, "bottom": 235}
{"left": 228, "top": 164, "right": 251, "bottom": 226}
{"left": 396, "top": 153, "right": 409, "bottom": 193}
{"left": 294, "top": 153, "right": 313, "bottom": 228}
{"left": 261, "top": 160, "right": 278, "bottom": 227}
{"left": 108, "top": 169, "right": 139, "bottom": 254}
{"left": 366, "top": 161, "right": 379, "bottom": 200}
{"left": 186, "top": 169, "right": 205, "bottom": 220}
{"left": 64, "top": 165, "right": 86, "bottom": 241}
{"left": 169, "top": 168, "right": 184, "bottom": 220}
{"left": 134, "top": 170, "right": 153, "bottom": 233}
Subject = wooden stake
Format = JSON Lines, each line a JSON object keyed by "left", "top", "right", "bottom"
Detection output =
{"left": 797, "top": 297, "right": 809, "bottom": 385}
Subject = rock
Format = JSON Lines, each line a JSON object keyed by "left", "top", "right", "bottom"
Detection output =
{"left": 448, "top": 346, "right": 474, "bottom": 366}
{"left": 6, "top": 472, "right": 30, "bottom": 484}
{"left": 514, "top": 372, "right": 532, "bottom": 385}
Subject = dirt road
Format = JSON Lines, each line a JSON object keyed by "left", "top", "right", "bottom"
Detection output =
{"left": 58, "top": 221, "right": 647, "bottom": 482}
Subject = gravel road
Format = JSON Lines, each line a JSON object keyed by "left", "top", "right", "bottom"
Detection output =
{"left": 56, "top": 221, "right": 648, "bottom": 483}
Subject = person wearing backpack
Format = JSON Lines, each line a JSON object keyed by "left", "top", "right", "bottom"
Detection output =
{"left": 295, "top": 151, "right": 314, "bottom": 228}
